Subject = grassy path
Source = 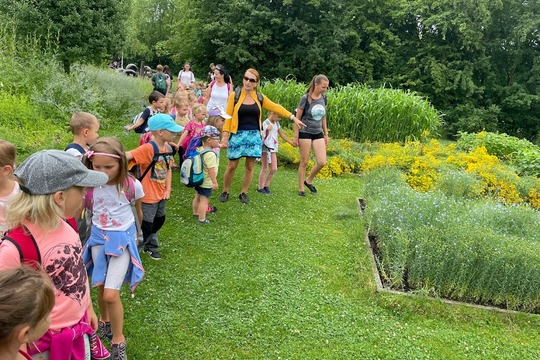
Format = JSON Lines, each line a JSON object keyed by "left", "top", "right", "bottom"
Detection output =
{"left": 112, "top": 134, "right": 539, "bottom": 359}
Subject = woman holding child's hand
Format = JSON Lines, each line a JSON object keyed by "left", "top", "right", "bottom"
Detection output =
{"left": 219, "top": 68, "right": 305, "bottom": 204}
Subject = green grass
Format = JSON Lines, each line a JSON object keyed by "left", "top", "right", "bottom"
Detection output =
{"left": 105, "top": 131, "right": 540, "bottom": 359}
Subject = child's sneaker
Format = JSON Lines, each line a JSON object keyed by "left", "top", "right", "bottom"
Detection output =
{"left": 110, "top": 340, "right": 127, "bottom": 360}
{"left": 90, "top": 333, "right": 110, "bottom": 359}
{"left": 263, "top": 186, "right": 271, "bottom": 194}
{"left": 198, "top": 219, "right": 210, "bottom": 224}
{"left": 99, "top": 320, "right": 112, "bottom": 341}
{"left": 206, "top": 205, "right": 217, "bottom": 213}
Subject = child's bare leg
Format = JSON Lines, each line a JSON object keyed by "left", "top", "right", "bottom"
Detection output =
{"left": 192, "top": 193, "right": 200, "bottom": 215}
{"left": 103, "top": 289, "right": 124, "bottom": 343}
{"left": 198, "top": 195, "right": 209, "bottom": 220}
{"left": 258, "top": 151, "right": 269, "bottom": 189}
{"left": 264, "top": 152, "right": 278, "bottom": 187}
{"left": 97, "top": 285, "right": 108, "bottom": 321}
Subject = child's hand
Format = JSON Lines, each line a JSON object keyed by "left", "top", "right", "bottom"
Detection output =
{"left": 267, "top": 124, "right": 273, "bottom": 131}
{"left": 212, "top": 182, "right": 219, "bottom": 190}
{"left": 293, "top": 137, "right": 299, "bottom": 147}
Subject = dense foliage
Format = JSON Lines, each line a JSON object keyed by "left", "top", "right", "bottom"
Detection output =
{"left": 121, "top": 0, "right": 540, "bottom": 142}
{"left": 0, "top": 27, "right": 150, "bottom": 157}
{"left": 0, "top": 0, "right": 127, "bottom": 71}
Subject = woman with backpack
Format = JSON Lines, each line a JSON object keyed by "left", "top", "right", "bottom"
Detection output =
{"left": 294, "top": 74, "right": 330, "bottom": 196}
{"left": 219, "top": 68, "right": 305, "bottom": 204}
{"left": 204, "top": 64, "right": 233, "bottom": 126}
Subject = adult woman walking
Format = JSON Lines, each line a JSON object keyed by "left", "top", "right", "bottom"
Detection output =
{"left": 177, "top": 62, "right": 195, "bottom": 90}
{"left": 204, "top": 64, "right": 233, "bottom": 126}
{"left": 219, "top": 68, "right": 305, "bottom": 204}
{"left": 294, "top": 74, "right": 330, "bottom": 196}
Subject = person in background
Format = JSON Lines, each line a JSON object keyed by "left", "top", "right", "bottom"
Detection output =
{"left": 294, "top": 74, "right": 330, "bottom": 196}
{"left": 65, "top": 112, "right": 100, "bottom": 160}
{"left": 219, "top": 68, "right": 305, "bottom": 204}
{"left": 163, "top": 65, "right": 173, "bottom": 94}
{"left": 151, "top": 65, "right": 168, "bottom": 96}
{"left": 177, "top": 63, "right": 195, "bottom": 90}
{"left": 0, "top": 140, "right": 18, "bottom": 236}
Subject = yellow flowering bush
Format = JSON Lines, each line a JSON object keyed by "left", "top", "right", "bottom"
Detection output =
{"left": 276, "top": 134, "right": 540, "bottom": 208}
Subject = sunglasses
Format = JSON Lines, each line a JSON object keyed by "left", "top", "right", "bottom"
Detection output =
{"left": 243, "top": 76, "right": 257, "bottom": 83}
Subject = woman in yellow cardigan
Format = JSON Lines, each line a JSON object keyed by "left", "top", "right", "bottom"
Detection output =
{"left": 219, "top": 68, "right": 305, "bottom": 204}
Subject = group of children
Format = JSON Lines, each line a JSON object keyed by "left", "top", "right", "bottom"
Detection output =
{"left": 0, "top": 79, "right": 293, "bottom": 358}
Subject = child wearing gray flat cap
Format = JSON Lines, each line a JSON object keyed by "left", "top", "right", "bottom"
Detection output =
{"left": 0, "top": 149, "right": 109, "bottom": 359}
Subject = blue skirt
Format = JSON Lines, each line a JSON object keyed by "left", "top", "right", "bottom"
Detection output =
{"left": 227, "top": 130, "right": 262, "bottom": 160}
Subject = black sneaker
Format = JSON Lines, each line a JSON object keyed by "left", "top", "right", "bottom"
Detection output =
{"left": 219, "top": 192, "right": 229, "bottom": 202}
{"left": 146, "top": 249, "right": 161, "bottom": 260}
{"left": 256, "top": 188, "right": 266, "bottom": 194}
{"left": 264, "top": 186, "right": 271, "bottom": 194}
{"left": 298, "top": 191, "right": 306, "bottom": 197}
{"left": 198, "top": 219, "right": 210, "bottom": 224}
{"left": 304, "top": 180, "right": 317, "bottom": 194}
{"left": 239, "top": 192, "right": 249, "bottom": 204}
{"left": 110, "top": 340, "right": 127, "bottom": 360}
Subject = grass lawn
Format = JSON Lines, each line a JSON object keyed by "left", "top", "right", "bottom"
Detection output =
{"left": 109, "top": 132, "right": 540, "bottom": 359}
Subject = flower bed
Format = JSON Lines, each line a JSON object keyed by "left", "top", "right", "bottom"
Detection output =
{"left": 362, "top": 168, "right": 540, "bottom": 313}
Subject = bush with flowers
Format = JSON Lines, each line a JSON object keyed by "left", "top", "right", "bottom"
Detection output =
{"left": 277, "top": 132, "right": 540, "bottom": 209}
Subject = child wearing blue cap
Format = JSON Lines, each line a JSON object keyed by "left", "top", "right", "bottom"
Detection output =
{"left": 192, "top": 125, "right": 220, "bottom": 224}
{"left": 126, "top": 114, "right": 182, "bottom": 260}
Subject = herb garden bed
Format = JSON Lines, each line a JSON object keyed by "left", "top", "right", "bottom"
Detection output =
{"left": 359, "top": 168, "right": 540, "bottom": 315}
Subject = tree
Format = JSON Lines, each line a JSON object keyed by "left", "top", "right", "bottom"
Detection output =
{"left": 0, "top": 0, "right": 127, "bottom": 72}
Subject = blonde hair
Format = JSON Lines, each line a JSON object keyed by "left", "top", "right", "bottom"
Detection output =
{"left": 206, "top": 116, "right": 224, "bottom": 130}
{"left": 0, "top": 266, "right": 55, "bottom": 346}
{"left": 83, "top": 137, "right": 128, "bottom": 194}
{"left": 6, "top": 191, "right": 64, "bottom": 231}
{"left": 191, "top": 103, "right": 206, "bottom": 116}
{"left": 69, "top": 112, "right": 99, "bottom": 135}
{"left": 0, "top": 140, "right": 16, "bottom": 167}
{"left": 163, "top": 95, "right": 173, "bottom": 114}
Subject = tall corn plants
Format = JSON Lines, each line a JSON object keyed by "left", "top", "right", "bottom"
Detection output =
{"left": 261, "top": 79, "right": 442, "bottom": 143}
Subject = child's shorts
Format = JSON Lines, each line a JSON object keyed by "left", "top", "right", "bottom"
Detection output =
{"left": 195, "top": 186, "right": 212, "bottom": 197}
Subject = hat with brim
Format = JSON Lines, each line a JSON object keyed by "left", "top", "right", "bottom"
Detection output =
{"left": 15, "top": 150, "right": 109, "bottom": 195}
{"left": 148, "top": 113, "right": 184, "bottom": 133}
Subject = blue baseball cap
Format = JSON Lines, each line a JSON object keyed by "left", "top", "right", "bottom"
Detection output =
{"left": 148, "top": 114, "right": 184, "bottom": 133}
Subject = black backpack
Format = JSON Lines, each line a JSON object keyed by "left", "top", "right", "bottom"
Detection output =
{"left": 234, "top": 86, "right": 264, "bottom": 106}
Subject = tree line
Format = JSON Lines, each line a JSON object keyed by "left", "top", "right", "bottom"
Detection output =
{"left": 1, "top": 0, "right": 539, "bottom": 141}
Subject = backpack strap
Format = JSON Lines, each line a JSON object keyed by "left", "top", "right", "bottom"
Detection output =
{"left": 234, "top": 87, "right": 263, "bottom": 106}
{"left": 2, "top": 225, "right": 41, "bottom": 268}
{"left": 65, "top": 143, "right": 86, "bottom": 156}
{"left": 125, "top": 176, "right": 136, "bottom": 204}
{"left": 138, "top": 141, "right": 172, "bottom": 181}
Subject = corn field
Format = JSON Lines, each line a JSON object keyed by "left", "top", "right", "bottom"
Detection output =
{"left": 261, "top": 79, "right": 442, "bottom": 143}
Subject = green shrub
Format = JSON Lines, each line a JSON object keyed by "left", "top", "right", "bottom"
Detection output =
{"left": 363, "top": 168, "right": 540, "bottom": 313}
{"left": 261, "top": 79, "right": 442, "bottom": 143}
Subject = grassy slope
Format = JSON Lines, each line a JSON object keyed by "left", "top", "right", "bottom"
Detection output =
{"left": 107, "top": 131, "right": 539, "bottom": 359}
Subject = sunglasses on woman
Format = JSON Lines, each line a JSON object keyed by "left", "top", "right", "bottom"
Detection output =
{"left": 243, "top": 76, "right": 257, "bottom": 83}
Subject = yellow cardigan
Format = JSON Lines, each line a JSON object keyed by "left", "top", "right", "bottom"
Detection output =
{"left": 222, "top": 88, "right": 293, "bottom": 134}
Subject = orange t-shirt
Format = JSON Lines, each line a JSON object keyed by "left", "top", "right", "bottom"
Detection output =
{"left": 130, "top": 143, "right": 174, "bottom": 204}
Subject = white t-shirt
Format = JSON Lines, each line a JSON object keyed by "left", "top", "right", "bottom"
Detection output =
{"left": 90, "top": 181, "right": 144, "bottom": 231}
{"left": 262, "top": 119, "right": 280, "bottom": 152}
{"left": 207, "top": 82, "right": 230, "bottom": 116}
{"left": 178, "top": 70, "right": 195, "bottom": 88}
